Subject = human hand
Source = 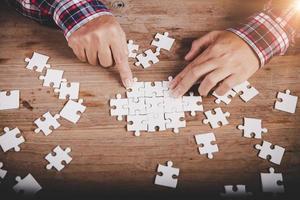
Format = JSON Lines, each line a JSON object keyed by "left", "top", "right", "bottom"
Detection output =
{"left": 68, "top": 15, "right": 133, "bottom": 87}
{"left": 170, "top": 31, "right": 260, "bottom": 97}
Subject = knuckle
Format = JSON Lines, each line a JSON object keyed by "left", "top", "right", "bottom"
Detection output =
{"left": 190, "top": 67, "right": 200, "bottom": 79}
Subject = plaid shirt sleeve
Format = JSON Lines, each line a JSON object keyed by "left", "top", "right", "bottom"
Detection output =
{"left": 228, "top": 0, "right": 299, "bottom": 66}
{"left": 13, "top": 0, "right": 112, "bottom": 39}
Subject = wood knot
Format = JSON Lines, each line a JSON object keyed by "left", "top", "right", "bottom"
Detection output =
{"left": 112, "top": 0, "right": 125, "bottom": 9}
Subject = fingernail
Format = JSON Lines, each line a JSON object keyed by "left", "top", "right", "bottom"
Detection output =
{"left": 124, "top": 79, "right": 133, "bottom": 88}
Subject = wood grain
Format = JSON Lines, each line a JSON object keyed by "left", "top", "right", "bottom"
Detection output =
{"left": 0, "top": 0, "right": 299, "bottom": 199}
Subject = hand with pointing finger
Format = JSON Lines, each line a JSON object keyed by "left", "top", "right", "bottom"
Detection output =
{"left": 170, "top": 31, "right": 260, "bottom": 97}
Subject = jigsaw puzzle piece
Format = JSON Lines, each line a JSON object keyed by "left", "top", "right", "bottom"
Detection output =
{"left": 151, "top": 32, "right": 175, "bottom": 53}
{"left": 255, "top": 141, "right": 285, "bottom": 165}
{"left": 127, "top": 40, "right": 139, "bottom": 58}
{"left": 165, "top": 112, "right": 186, "bottom": 133}
{"left": 0, "top": 90, "right": 20, "bottom": 110}
{"left": 13, "top": 174, "right": 42, "bottom": 196}
{"left": 162, "top": 76, "right": 173, "bottom": 91}
{"left": 238, "top": 117, "right": 267, "bottom": 139}
{"left": 144, "top": 81, "right": 164, "bottom": 97}
{"left": 260, "top": 167, "right": 284, "bottom": 195}
{"left": 25, "top": 52, "right": 51, "bottom": 72}
{"left": 145, "top": 97, "right": 164, "bottom": 114}
{"left": 127, "top": 115, "right": 148, "bottom": 136}
{"left": 154, "top": 161, "right": 180, "bottom": 188}
{"left": 39, "top": 69, "right": 67, "bottom": 88}
{"left": 45, "top": 146, "right": 72, "bottom": 171}
{"left": 182, "top": 92, "right": 203, "bottom": 116}
{"left": 203, "top": 108, "right": 230, "bottom": 129}
{"left": 220, "top": 185, "right": 252, "bottom": 197}
{"left": 126, "top": 78, "right": 145, "bottom": 99}
{"left": 34, "top": 111, "right": 61, "bottom": 136}
{"left": 128, "top": 97, "right": 147, "bottom": 115}
{"left": 195, "top": 132, "right": 219, "bottom": 159}
{"left": 135, "top": 49, "right": 160, "bottom": 69}
{"left": 54, "top": 82, "right": 80, "bottom": 100}
{"left": 60, "top": 99, "right": 86, "bottom": 124}
{"left": 147, "top": 113, "right": 167, "bottom": 132}
{"left": 0, "top": 127, "right": 25, "bottom": 152}
{"left": 275, "top": 90, "right": 298, "bottom": 114}
{"left": 0, "top": 162, "right": 7, "bottom": 181}
{"left": 212, "top": 90, "right": 236, "bottom": 105}
{"left": 233, "top": 81, "right": 259, "bottom": 102}
{"left": 110, "top": 94, "right": 129, "bottom": 121}
{"left": 163, "top": 96, "right": 183, "bottom": 113}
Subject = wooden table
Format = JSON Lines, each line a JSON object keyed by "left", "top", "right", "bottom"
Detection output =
{"left": 0, "top": 0, "right": 299, "bottom": 199}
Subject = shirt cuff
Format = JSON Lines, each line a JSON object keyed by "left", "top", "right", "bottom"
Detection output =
{"left": 53, "top": 0, "right": 112, "bottom": 39}
{"left": 227, "top": 12, "right": 292, "bottom": 67}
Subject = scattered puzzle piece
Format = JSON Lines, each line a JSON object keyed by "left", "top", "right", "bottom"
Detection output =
{"left": 0, "top": 162, "right": 7, "bottom": 182}
{"left": 0, "top": 127, "right": 25, "bottom": 152}
{"left": 127, "top": 40, "right": 139, "bottom": 58}
{"left": 182, "top": 92, "right": 203, "bottom": 116}
{"left": 13, "top": 173, "right": 42, "bottom": 196}
{"left": 135, "top": 49, "right": 160, "bottom": 69}
{"left": 233, "top": 81, "right": 259, "bottom": 102}
{"left": 255, "top": 141, "right": 285, "bottom": 165}
{"left": 275, "top": 89, "right": 298, "bottom": 114}
{"left": 151, "top": 32, "right": 175, "bottom": 53}
{"left": 39, "top": 69, "right": 67, "bottom": 88}
{"left": 220, "top": 185, "right": 252, "bottom": 197}
{"left": 127, "top": 115, "right": 148, "bottom": 136}
{"left": 45, "top": 146, "right": 72, "bottom": 171}
{"left": 110, "top": 94, "right": 129, "bottom": 121}
{"left": 25, "top": 52, "right": 51, "bottom": 72}
{"left": 34, "top": 111, "right": 61, "bottom": 136}
{"left": 0, "top": 90, "right": 20, "bottom": 110}
{"left": 212, "top": 90, "right": 236, "bottom": 105}
{"left": 165, "top": 112, "right": 186, "bottom": 133}
{"left": 261, "top": 167, "right": 284, "bottom": 195}
{"left": 238, "top": 117, "right": 267, "bottom": 139}
{"left": 203, "top": 108, "right": 230, "bottom": 129}
{"left": 60, "top": 99, "right": 86, "bottom": 124}
{"left": 54, "top": 82, "right": 80, "bottom": 100}
{"left": 195, "top": 132, "right": 219, "bottom": 159}
{"left": 154, "top": 161, "right": 180, "bottom": 188}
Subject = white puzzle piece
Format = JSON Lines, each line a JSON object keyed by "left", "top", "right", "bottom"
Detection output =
{"left": 151, "top": 32, "right": 175, "bottom": 53}
{"left": 233, "top": 81, "right": 259, "bottom": 102}
{"left": 203, "top": 108, "right": 230, "bottom": 129}
{"left": 60, "top": 99, "right": 86, "bottom": 124}
{"left": 220, "top": 185, "right": 252, "bottom": 197}
{"left": 194, "top": 132, "right": 219, "bottom": 159}
{"left": 127, "top": 115, "right": 148, "bottom": 136}
{"left": 261, "top": 167, "right": 284, "bottom": 195}
{"left": 0, "top": 90, "right": 20, "bottom": 110}
{"left": 13, "top": 174, "right": 42, "bottom": 196}
{"left": 275, "top": 90, "right": 298, "bottom": 114}
{"left": 182, "top": 92, "right": 203, "bottom": 116}
{"left": 238, "top": 117, "right": 267, "bottom": 139}
{"left": 212, "top": 90, "right": 236, "bottom": 105}
{"left": 54, "top": 82, "right": 80, "bottom": 100}
{"left": 163, "top": 96, "right": 183, "bottom": 113}
{"left": 255, "top": 141, "right": 285, "bottom": 165}
{"left": 147, "top": 113, "right": 167, "bottom": 132}
{"left": 146, "top": 97, "right": 164, "bottom": 114}
{"left": 128, "top": 97, "right": 147, "bottom": 115}
{"left": 0, "top": 162, "right": 7, "bottom": 181}
{"left": 144, "top": 81, "right": 164, "bottom": 97}
{"left": 39, "top": 69, "right": 67, "bottom": 88}
{"left": 34, "top": 111, "right": 61, "bottom": 136}
{"left": 110, "top": 94, "right": 129, "bottom": 121}
{"left": 135, "top": 49, "right": 160, "bottom": 69}
{"left": 126, "top": 78, "right": 145, "bottom": 99}
{"left": 165, "top": 112, "right": 186, "bottom": 133}
{"left": 127, "top": 40, "right": 139, "bottom": 58}
{"left": 25, "top": 52, "right": 51, "bottom": 72}
{"left": 154, "top": 161, "right": 180, "bottom": 188}
{"left": 0, "top": 127, "right": 25, "bottom": 152}
{"left": 45, "top": 146, "right": 72, "bottom": 171}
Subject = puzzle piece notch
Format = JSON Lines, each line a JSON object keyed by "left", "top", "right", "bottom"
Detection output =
{"left": 233, "top": 81, "right": 259, "bottom": 102}
{"left": 212, "top": 90, "right": 236, "bottom": 105}
{"left": 255, "top": 141, "right": 285, "bottom": 165}
{"left": 110, "top": 94, "right": 129, "bottom": 121}
{"left": 220, "top": 185, "right": 252, "bottom": 197}
{"left": 203, "top": 107, "right": 230, "bottom": 129}
{"left": 13, "top": 174, "right": 42, "bottom": 196}
{"left": 127, "top": 40, "right": 139, "bottom": 58}
{"left": 0, "top": 127, "right": 25, "bottom": 152}
{"left": 154, "top": 161, "right": 180, "bottom": 188}
{"left": 45, "top": 146, "right": 72, "bottom": 171}
{"left": 182, "top": 92, "right": 203, "bottom": 116}
{"left": 126, "top": 77, "right": 145, "bottom": 99}
{"left": 165, "top": 112, "right": 186, "bottom": 133}
{"left": 0, "top": 90, "right": 20, "bottom": 110}
{"left": 261, "top": 167, "right": 284, "bottom": 195}
{"left": 127, "top": 115, "right": 148, "bottom": 136}
{"left": 25, "top": 52, "right": 51, "bottom": 72}
{"left": 39, "top": 69, "right": 67, "bottom": 88}
{"left": 195, "top": 132, "right": 219, "bottom": 159}
{"left": 0, "top": 162, "right": 7, "bottom": 181}
{"left": 238, "top": 117, "right": 268, "bottom": 139}
{"left": 54, "top": 82, "right": 80, "bottom": 100}
{"left": 60, "top": 99, "right": 86, "bottom": 124}
{"left": 34, "top": 112, "right": 61, "bottom": 136}
{"left": 151, "top": 32, "right": 175, "bottom": 53}
{"left": 135, "top": 49, "right": 160, "bottom": 69}
{"left": 275, "top": 89, "right": 298, "bottom": 114}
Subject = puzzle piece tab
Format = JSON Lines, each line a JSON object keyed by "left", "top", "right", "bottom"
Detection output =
{"left": 13, "top": 174, "right": 42, "bottom": 196}
{"left": 220, "top": 185, "right": 252, "bottom": 197}
{"left": 0, "top": 127, "right": 25, "bottom": 152}
{"left": 261, "top": 167, "right": 284, "bottom": 195}
{"left": 54, "top": 82, "right": 80, "bottom": 100}
{"left": 203, "top": 108, "right": 230, "bottom": 129}
{"left": 127, "top": 40, "right": 139, "bottom": 58}
{"left": 39, "top": 69, "right": 67, "bottom": 88}
{"left": 255, "top": 141, "right": 285, "bottom": 165}
{"left": 151, "top": 32, "right": 175, "bottom": 53}
{"left": 34, "top": 111, "right": 61, "bottom": 136}
{"left": 135, "top": 49, "right": 160, "bottom": 69}
{"left": 25, "top": 52, "right": 51, "bottom": 72}
{"left": 195, "top": 132, "right": 219, "bottom": 159}
{"left": 275, "top": 90, "right": 298, "bottom": 114}
{"left": 238, "top": 117, "right": 267, "bottom": 139}
{"left": 233, "top": 81, "right": 259, "bottom": 102}
{"left": 110, "top": 94, "right": 129, "bottom": 121}
{"left": 45, "top": 146, "right": 72, "bottom": 171}
{"left": 0, "top": 90, "right": 20, "bottom": 110}
{"left": 60, "top": 99, "right": 86, "bottom": 124}
{"left": 154, "top": 161, "right": 180, "bottom": 188}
